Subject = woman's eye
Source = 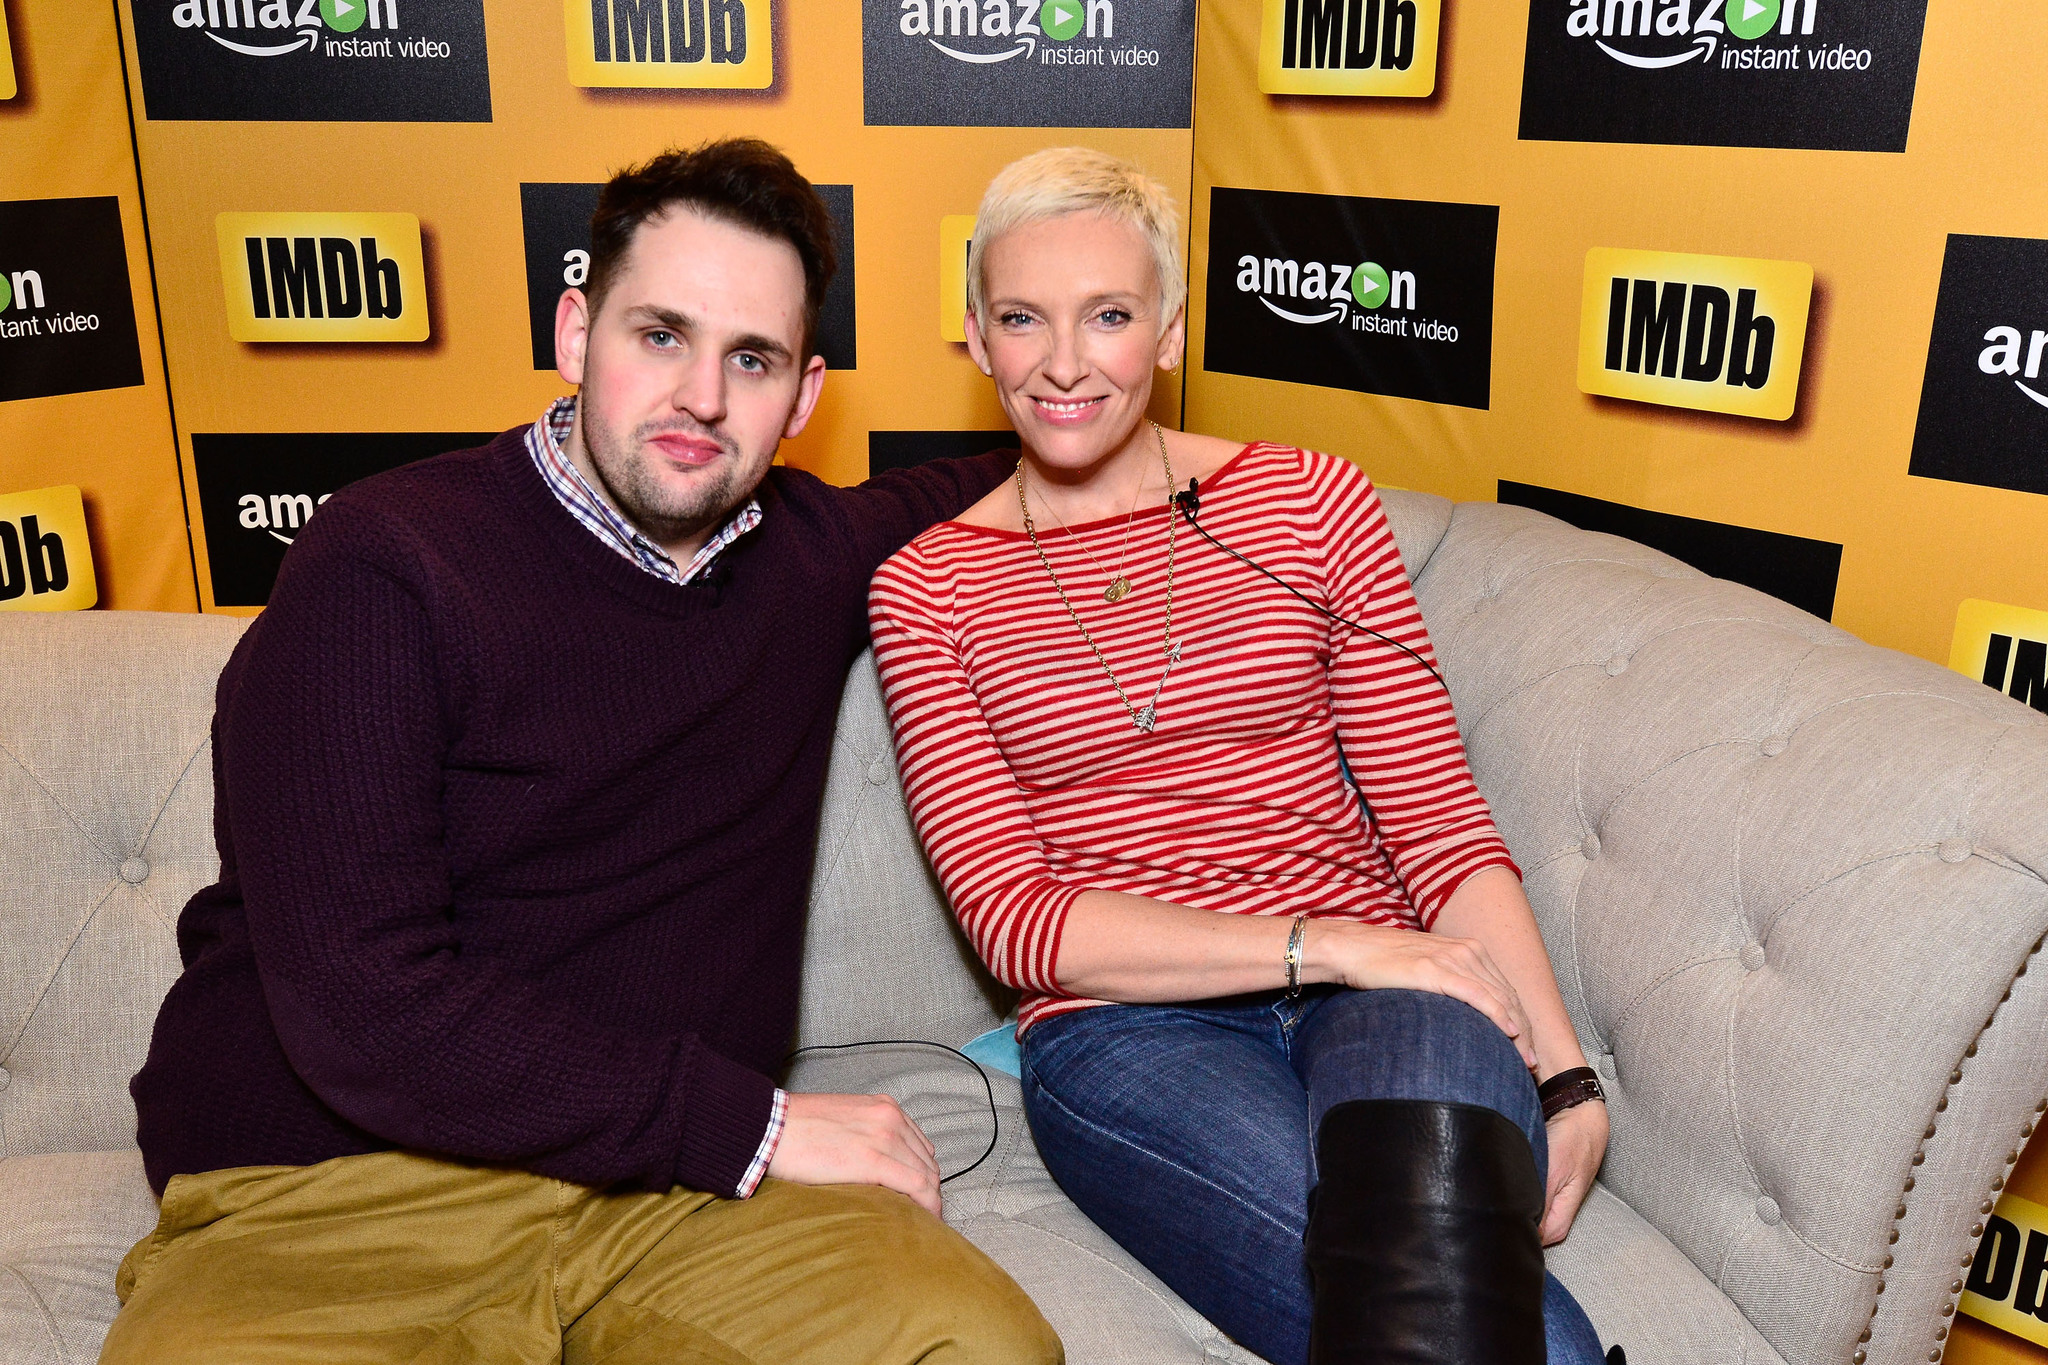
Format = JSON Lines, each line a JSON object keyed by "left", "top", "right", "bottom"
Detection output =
{"left": 1097, "top": 309, "right": 1131, "bottom": 327}
{"left": 1001, "top": 312, "right": 1035, "bottom": 327}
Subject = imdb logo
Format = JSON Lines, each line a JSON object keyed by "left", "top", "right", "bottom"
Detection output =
{"left": 0, "top": 0, "right": 15, "bottom": 102}
{"left": 1951, "top": 598, "right": 2048, "bottom": 717}
{"left": 0, "top": 486, "right": 97, "bottom": 613}
{"left": 1578, "top": 247, "right": 1812, "bottom": 421}
{"left": 1258, "top": 0, "right": 1439, "bottom": 98}
{"left": 214, "top": 213, "right": 429, "bottom": 344}
{"left": 939, "top": 215, "right": 975, "bottom": 343}
{"left": 564, "top": 0, "right": 771, "bottom": 89}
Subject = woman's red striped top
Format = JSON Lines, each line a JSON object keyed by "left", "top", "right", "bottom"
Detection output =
{"left": 868, "top": 443, "right": 1517, "bottom": 1034}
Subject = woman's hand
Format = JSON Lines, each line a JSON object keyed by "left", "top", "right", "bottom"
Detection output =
{"left": 1309, "top": 921, "right": 1538, "bottom": 1069}
{"left": 1540, "top": 1100, "right": 1609, "bottom": 1245}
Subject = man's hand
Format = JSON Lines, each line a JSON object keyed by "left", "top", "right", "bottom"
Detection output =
{"left": 766, "top": 1093, "right": 943, "bottom": 1216}
{"left": 1540, "top": 1100, "right": 1609, "bottom": 1245}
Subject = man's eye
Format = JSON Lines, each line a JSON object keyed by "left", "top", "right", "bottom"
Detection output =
{"left": 647, "top": 330, "right": 677, "bottom": 347}
{"left": 734, "top": 353, "right": 765, "bottom": 372}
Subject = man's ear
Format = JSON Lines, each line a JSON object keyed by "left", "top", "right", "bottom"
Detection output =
{"left": 555, "top": 288, "right": 592, "bottom": 387}
{"left": 782, "top": 354, "right": 830, "bottom": 440}
{"left": 1156, "top": 303, "right": 1188, "bottom": 373}
{"left": 964, "top": 309, "right": 994, "bottom": 376}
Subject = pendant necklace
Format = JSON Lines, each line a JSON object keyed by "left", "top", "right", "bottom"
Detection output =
{"left": 1017, "top": 423, "right": 1184, "bottom": 733}
{"left": 1030, "top": 459, "right": 1147, "bottom": 603}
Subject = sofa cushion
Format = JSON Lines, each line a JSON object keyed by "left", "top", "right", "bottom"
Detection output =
{"left": 0, "top": 612, "right": 246, "bottom": 1159}
{"left": 0, "top": 1150, "right": 159, "bottom": 1365}
{"left": 789, "top": 1044, "right": 1265, "bottom": 1364}
{"left": 1550, "top": 1183, "right": 1785, "bottom": 1365}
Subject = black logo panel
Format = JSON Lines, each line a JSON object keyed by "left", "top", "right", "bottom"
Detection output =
{"left": 519, "top": 182, "right": 855, "bottom": 371}
{"left": 862, "top": 0, "right": 1194, "bottom": 128}
{"left": 193, "top": 431, "right": 495, "bottom": 607}
{"left": 1909, "top": 235, "right": 2048, "bottom": 499}
{"left": 0, "top": 197, "right": 145, "bottom": 404}
{"left": 869, "top": 429, "right": 1016, "bottom": 477}
{"left": 1517, "top": 0, "right": 1928, "bottom": 151}
{"left": 129, "top": 0, "right": 491, "bottom": 122}
{"left": 1203, "top": 187, "right": 1497, "bottom": 410}
{"left": 1499, "top": 481, "right": 1841, "bottom": 620}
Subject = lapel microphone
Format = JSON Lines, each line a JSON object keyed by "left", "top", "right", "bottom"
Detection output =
{"left": 1168, "top": 471, "right": 1448, "bottom": 696}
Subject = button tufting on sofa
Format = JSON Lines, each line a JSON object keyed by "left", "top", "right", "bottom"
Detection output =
{"left": 1740, "top": 942, "right": 1767, "bottom": 972}
{"left": 1760, "top": 735, "right": 1790, "bottom": 757}
{"left": 1756, "top": 1196, "right": 1782, "bottom": 1226}
{"left": 1938, "top": 840, "right": 1972, "bottom": 865}
{"left": 1603, "top": 655, "right": 1629, "bottom": 677}
{"left": 0, "top": 1066, "right": 10, "bottom": 1091}
{"left": 118, "top": 857, "right": 150, "bottom": 884}
{"left": 1581, "top": 833, "right": 1601, "bottom": 860}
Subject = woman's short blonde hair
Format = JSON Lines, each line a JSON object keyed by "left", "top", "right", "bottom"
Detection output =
{"left": 967, "top": 146, "right": 1186, "bottom": 327}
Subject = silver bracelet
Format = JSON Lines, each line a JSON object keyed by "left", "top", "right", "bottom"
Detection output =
{"left": 1284, "top": 914, "right": 1309, "bottom": 998}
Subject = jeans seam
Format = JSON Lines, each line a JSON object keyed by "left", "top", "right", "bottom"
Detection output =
{"left": 1028, "top": 1074, "right": 1303, "bottom": 1243}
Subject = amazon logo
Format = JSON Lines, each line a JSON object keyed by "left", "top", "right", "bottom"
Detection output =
{"left": 897, "top": 0, "right": 1112, "bottom": 63}
{"left": 1233, "top": 252, "right": 1417, "bottom": 329}
{"left": 1564, "top": 0, "right": 1817, "bottom": 71}
{"left": 171, "top": 0, "right": 395, "bottom": 57}
{"left": 1977, "top": 324, "right": 2048, "bottom": 412}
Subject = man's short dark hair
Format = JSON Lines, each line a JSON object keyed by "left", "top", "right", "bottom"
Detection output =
{"left": 585, "top": 138, "right": 838, "bottom": 358}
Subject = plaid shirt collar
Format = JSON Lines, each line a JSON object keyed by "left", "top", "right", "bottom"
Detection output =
{"left": 526, "top": 397, "right": 762, "bottom": 586}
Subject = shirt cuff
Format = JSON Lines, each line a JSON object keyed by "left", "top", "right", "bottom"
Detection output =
{"left": 735, "top": 1088, "right": 788, "bottom": 1198}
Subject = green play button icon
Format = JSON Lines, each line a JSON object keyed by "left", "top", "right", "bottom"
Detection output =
{"left": 1724, "top": 0, "right": 1780, "bottom": 40}
{"left": 321, "top": 0, "right": 366, "bottom": 32}
{"left": 1040, "top": 0, "right": 1083, "bottom": 41}
{"left": 1352, "top": 261, "right": 1390, "bottom": 309}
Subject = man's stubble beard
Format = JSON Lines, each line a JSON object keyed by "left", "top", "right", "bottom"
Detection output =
{"left": 581, "top": 405, "right": 760, "bottom": 549}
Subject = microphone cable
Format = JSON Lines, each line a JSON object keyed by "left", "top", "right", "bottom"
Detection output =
{"left": 1170, "top": 478, "right": 1450, "bottom": 699}
{"left": 783, "top": 1038, "right": 1001, "bottom": 1185}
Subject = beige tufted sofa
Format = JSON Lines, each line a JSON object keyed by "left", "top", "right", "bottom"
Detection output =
{"left": 4, "top": 491, "right": 2047, "bottom": 1365}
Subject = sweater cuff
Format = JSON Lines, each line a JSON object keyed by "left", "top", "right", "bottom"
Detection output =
{"left": 672, "top": 1045, "right": 781, "bottom": 1199}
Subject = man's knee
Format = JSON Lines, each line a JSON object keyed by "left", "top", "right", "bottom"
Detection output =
{"left": 830, "top": 1188, "right": 1061, "bottom": 1364}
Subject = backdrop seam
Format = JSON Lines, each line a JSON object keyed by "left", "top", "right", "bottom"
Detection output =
{"left": 107, "top": 0, "right": 200, "bottom": 612}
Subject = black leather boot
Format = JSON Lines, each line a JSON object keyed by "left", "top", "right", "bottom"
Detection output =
{"left": 1304, "top": 1099, "right": 1547, "bottom": 1365}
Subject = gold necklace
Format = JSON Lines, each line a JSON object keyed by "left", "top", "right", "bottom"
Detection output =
{"left": 1031, "top": 462, "right": 1147, "bottom": 603}
{"left": 1017, "top": 423, "right": 1182, "bottom": 733}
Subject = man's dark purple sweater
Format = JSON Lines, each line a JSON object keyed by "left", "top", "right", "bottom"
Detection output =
{"left": 131, "top": 426, "right": 1012, "bottom": 1200}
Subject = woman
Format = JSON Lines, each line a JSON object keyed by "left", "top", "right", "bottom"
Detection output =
{"left": 869, "top": 148, "right": 1613, "bottom": 1365}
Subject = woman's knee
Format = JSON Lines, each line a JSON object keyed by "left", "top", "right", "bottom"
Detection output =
{"left": 1301, "top": 988, "right": 1543, "bottom": 1147}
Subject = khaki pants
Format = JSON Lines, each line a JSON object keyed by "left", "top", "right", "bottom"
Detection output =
{"left": 100, "top": 1150, "right": 1061, "bottom": 1365}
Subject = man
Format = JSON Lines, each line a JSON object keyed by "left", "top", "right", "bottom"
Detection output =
{"left": 104, "top": 139, "right": 1057, "bottom": 1365}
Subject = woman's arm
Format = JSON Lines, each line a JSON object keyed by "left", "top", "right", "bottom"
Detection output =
{"left": 1433, "top": 866, "right": 1607, "bottom": 1244}
{"left": 1050, "top": 891, "right": 1536, "bottom": 1067}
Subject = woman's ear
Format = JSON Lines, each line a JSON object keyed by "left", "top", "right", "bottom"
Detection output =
{"left": 964, "top": 309, "right": 995, "bottom": 377}
{"left": 1156, "top": 303, "right": 1188, "bottom": 373}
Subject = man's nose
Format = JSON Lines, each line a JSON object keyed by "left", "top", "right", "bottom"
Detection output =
{"left": 672, "top": 352, "right": 728, "bottom": 425}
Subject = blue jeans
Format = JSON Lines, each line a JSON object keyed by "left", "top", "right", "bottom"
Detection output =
{"left": 1020, "top": 987, "right": 1606, "bottom": 1365}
